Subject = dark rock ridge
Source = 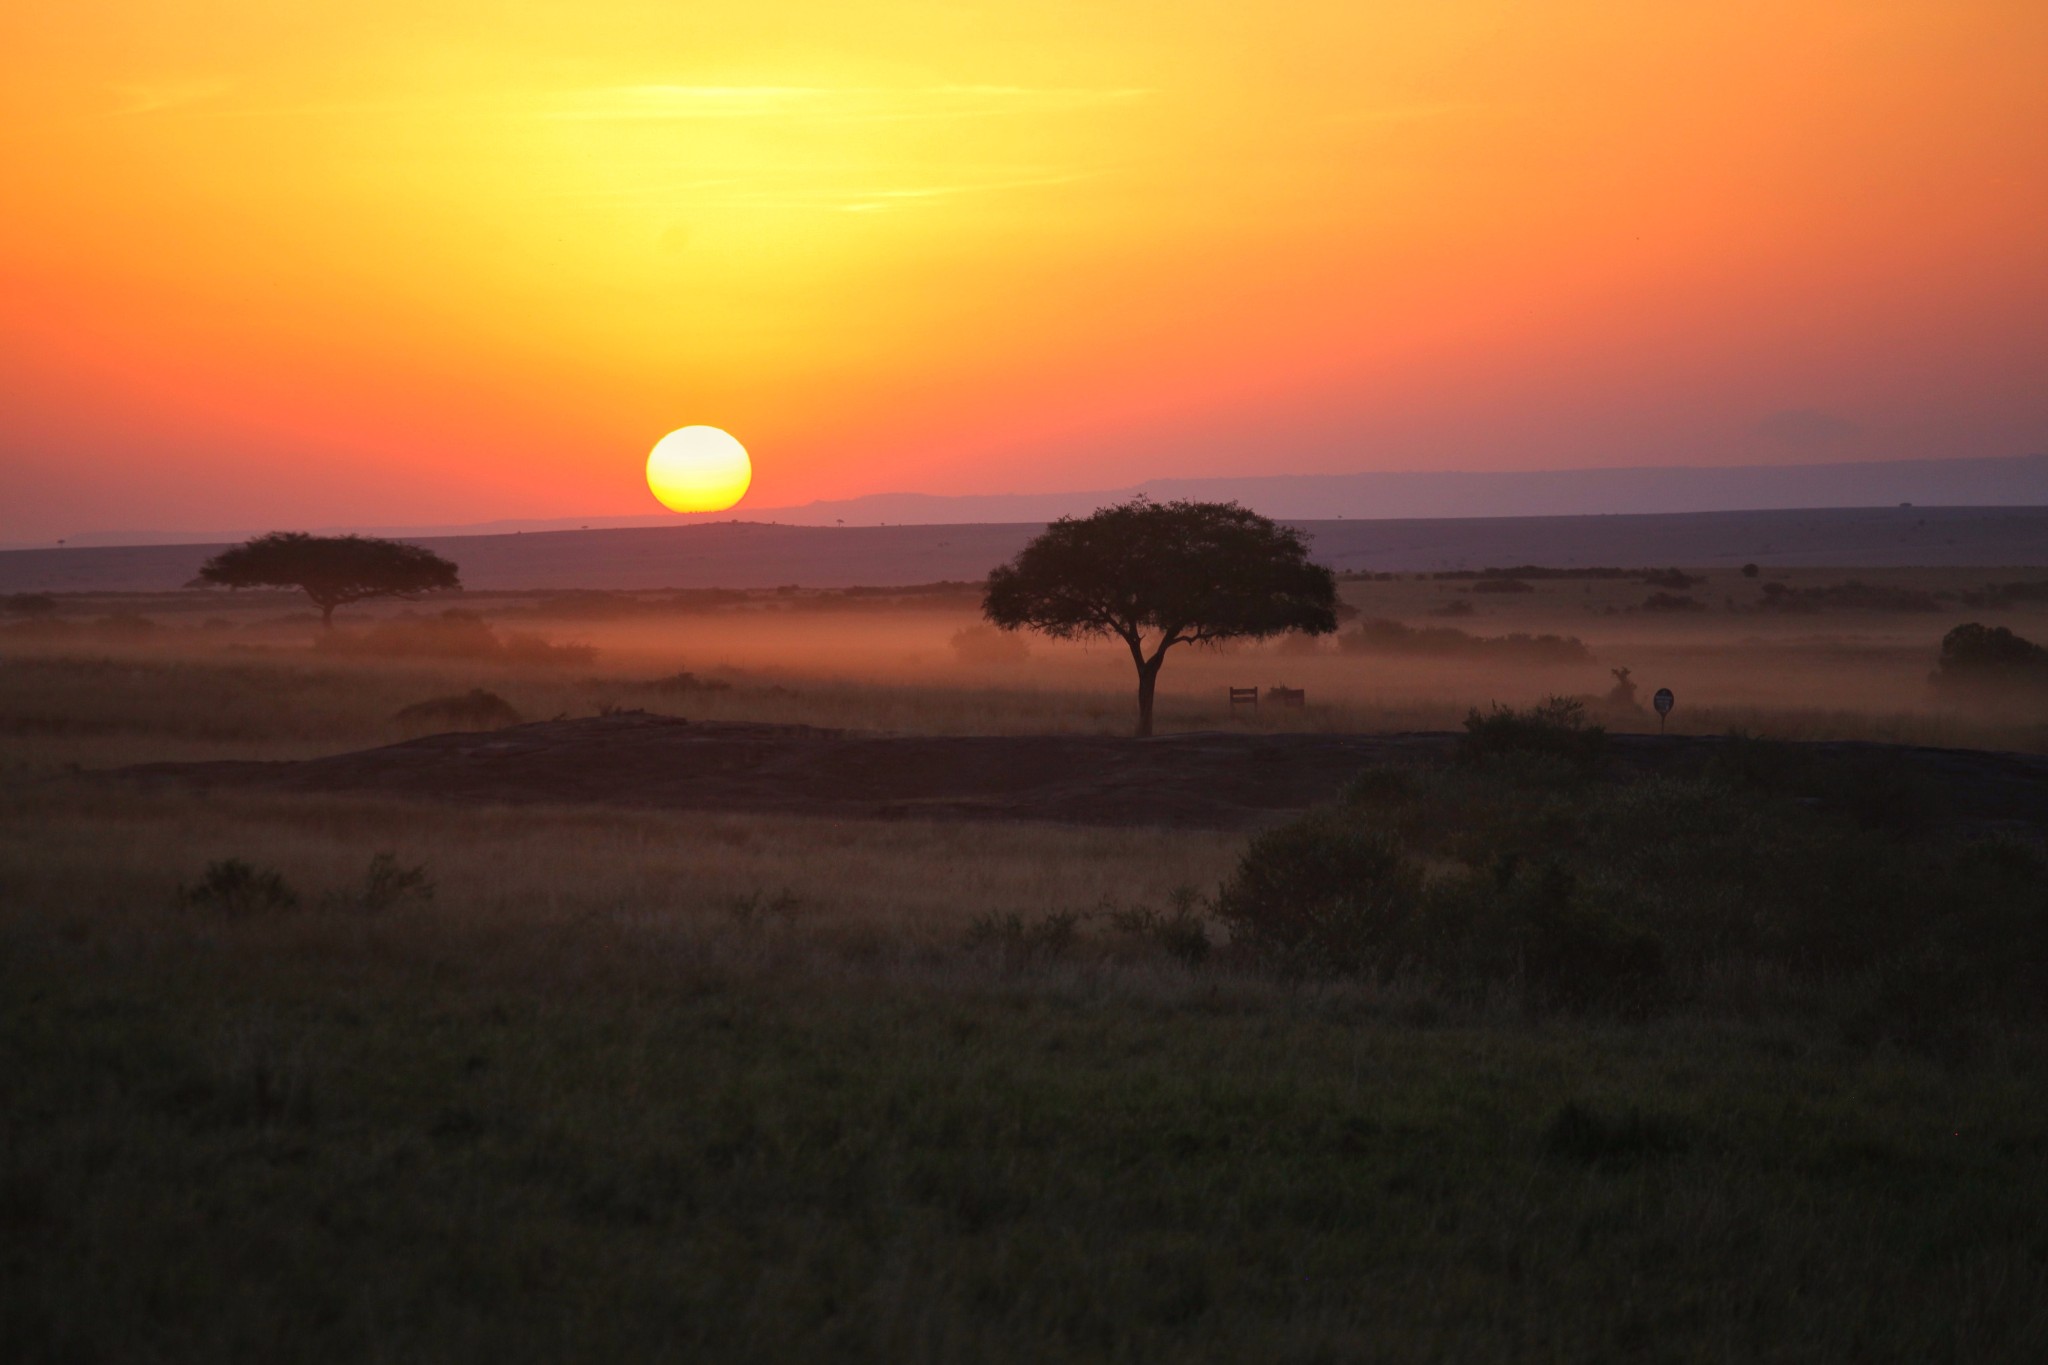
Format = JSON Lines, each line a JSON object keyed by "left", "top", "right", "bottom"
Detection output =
{"left": 116, "top": 712, "right": 2048, "bottom": 833}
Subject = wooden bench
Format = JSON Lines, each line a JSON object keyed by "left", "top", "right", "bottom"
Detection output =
{"left": 1266, "top": 686, "right": 1306, "bottom": 709}
{"left": 1227, "top": 686, "right": 1260, "bottom": 715}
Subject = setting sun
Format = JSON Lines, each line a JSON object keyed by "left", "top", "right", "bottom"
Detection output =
{"left": 646, "top": 426, "right": 752, "bottom": 513}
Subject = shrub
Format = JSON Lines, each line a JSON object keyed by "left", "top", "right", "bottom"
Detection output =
{"left": 1339, "top": 618, "right": 1591, "bottom": 663}
{"left": 1471, "top": 578, "right": 1534, "bottom": 594}
{"left": 355, "top": 854, "right": 434, "bottom": 912}
{"left": 393, "top": 689, "right": 523, "bottom": 731}
{"left": 1756, "top": 581, "right": 1942, "bottom": 614}
{"left": 179, "top": 859, "right": 298, "bottom": 917}
{"left": 1640, "top": 568, "right": 1704, "bottom": 590}
{"left": 1958, "top": 579, "right": 2048, "bottom": 609}
{"left": 1641, "top": 592, "right": 1703, "bottom": 612}
{"left": 1213, "top": 818, "right": 1422, "bottom": 978}
{"left": 1741, "top": 563, "right": 1760, "bottom": 578}
{"left": 965, "top": 910, "right": 1080, "bottom": 960}
{"left": 1104, "top": 898, "right": 1213, "bottom": 967}
{"left": 1506, "top": 862, "right": 1667, "bottom": 1013}
{"left": 1932, "top": 622, "right": 2048, "bottom": 693}
{"left": 1459, "top": 697, "right": 1606, "bottom": 771}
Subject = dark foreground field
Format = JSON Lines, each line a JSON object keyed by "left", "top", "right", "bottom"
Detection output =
{"left": 6, "top": 643, "right": 2048, "bottom": 1361}
{"left": 9, "top": 938, "right": 2046, "bottom": 1363}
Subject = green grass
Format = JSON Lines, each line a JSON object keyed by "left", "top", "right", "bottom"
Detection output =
{"left": 8, "top": 930, "right": 2048, "bottom": 1363}
{"left": 5, "top": 641, "right": 2048, "bottom": 1360}
{"left": 7, "top": 811, "right": 2048, "bottom": 1363}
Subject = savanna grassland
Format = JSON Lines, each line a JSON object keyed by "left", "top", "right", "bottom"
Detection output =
{"left": 4, "top": 566, "right": 2048, "bottom": 1361}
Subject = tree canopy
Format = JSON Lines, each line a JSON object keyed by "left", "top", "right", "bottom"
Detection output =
{"left": 984, "top": 499, "right": 1338, "bottom": 735}
{"left": 191, "top": 532, "right": 461, "bottom": 627}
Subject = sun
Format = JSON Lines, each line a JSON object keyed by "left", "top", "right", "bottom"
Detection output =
{"left": 646, "top": 426, "right": 752, "bottom": 513}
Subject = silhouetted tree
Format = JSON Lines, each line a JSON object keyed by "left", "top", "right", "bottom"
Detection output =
{"left": 191, "top": 532, "right": 460, "bottom": 628}
{"left": 983, "top": 499, "right": 1338, "bottom": 736}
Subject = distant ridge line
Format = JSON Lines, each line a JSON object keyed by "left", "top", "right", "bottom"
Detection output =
{"left": 5, "top": 505, "right": 2046, "bottom": 594}
{"left": 19, "top": 452, "right": 2048, "bottom": 550}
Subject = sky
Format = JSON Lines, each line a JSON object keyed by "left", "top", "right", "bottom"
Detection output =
{"left": 3, "top": 1, "right": 2046, "bottom": 542}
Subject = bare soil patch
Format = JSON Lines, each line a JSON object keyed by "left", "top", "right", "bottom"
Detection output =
{"left": 116, "top": 711, "right": 2048, "bottom": 832}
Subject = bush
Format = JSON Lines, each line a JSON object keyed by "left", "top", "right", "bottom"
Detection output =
{"left": 1471, "top": 578, "right": 1534, "bottom": 594}
{"left": 1932, "top": 622, "right": 2048, "bottom": 693}
{"left": 1640, "top": 568, "right": 1704, "bottom": 590}
{"left": 1104, "top": 898, "right": 1212, "bottom": 967}
{"left": 1459, "top": 697, "right": 1606, "bottom": 771}
{"left": 354, "top": 854, "right": 433, "bottom": 912}
{"left": 965, "top": 910, "right": 1080, "bottom": 960}
{"left": 1210, "top": 738, "right": 2048, "bottom": 1032}
{"left": 393, "top": 689, "right": 523, "bottom": 731}
{"left": 1755, "top": 581, "right": 1942, "bottom": 613}
{"left": 1504, "top": 862, "right": 1667, "bottom": 1013}
{"left": 179, "top": 859, "right": 298, "bottom": 917}
{"left": 1213, "top": 818, "right": 1422, "bottom": 978}
{"left": 1339, "top": 618, "right": 1591, "bottom": 663}
{"left": 1641, "top": 592, "right": 1703, "bottom": 612}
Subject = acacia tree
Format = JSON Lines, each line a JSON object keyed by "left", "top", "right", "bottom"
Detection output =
{"left": 984, "top": 499, "right": 1338, "bottom": 736}
{"left": 190, "top": 532, "right": 461, "bottom": 628}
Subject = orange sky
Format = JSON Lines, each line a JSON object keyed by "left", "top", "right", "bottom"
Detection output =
{"left": 3, "top": 1, "right": 2046, "bottom": 539}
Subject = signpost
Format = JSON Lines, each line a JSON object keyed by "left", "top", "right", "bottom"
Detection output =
{"left": 1653, "top": 687, "right": 1675, "bottom": 735}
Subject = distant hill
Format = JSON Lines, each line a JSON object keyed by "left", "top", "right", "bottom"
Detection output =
{"left": 4, "top": 505, "right": 2045, "bottom": 594}
{"left": 21, "top": 453, "right": 2048, "bottom": 549}
{"left": 752, "top": 453, "right": 2048, "bottom": 527}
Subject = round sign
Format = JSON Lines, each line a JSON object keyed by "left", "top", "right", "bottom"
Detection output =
{"left": 1653, "top": 688, "right": 1675, "bottom": 715}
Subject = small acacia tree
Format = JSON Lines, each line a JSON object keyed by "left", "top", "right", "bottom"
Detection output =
{"left": 191, "top": 532, "right": 461, "bottom": 628}
{"left": 983, "top": 499, "right": 1338, "bottom": 736}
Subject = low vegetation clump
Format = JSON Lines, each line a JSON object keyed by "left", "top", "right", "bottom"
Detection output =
{"left": 178, "top": 858, "right": 299, "bottom": 916}
{"left": 392, "top": 688, "right": 524, "bottom": 731}
{"left": 1212, "top": 722, "right": 2047, "bottom": 1035}
{"left": 1340, "top": 617, "right": 1592, "bottom": 663}
{"left": 1756, "top": 579, "right": 1942, "bottom": 613}
{"left": 1469, "top": 577, "right": 1534, "bottom": 594}
{"left": 1457, "top": 696, "right": 1607, "bottom": 770}
{"left": 319, "top": 610, "right": 596, "bottom": 665}
{"left": 1640, "top": 591, "right": 1704, "bottom": 612}
{"left": 1958, "top": 578, "right": 2048, "bottom": 608}
{"left": 347, "top": 853, "right": 435, "bottom": 913}
{"left": 637, "top": 670, "right": 734, "bottom": 695}
{"left": 1932, "top": 621, "right": 2048, "bottom": 695}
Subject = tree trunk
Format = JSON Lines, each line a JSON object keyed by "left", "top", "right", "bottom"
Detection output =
{"left": 1135, "top": 657, "right": 1162, "bottom": 737}
{"left": 318, "top": 601, "right": 336, "bottom": 629}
